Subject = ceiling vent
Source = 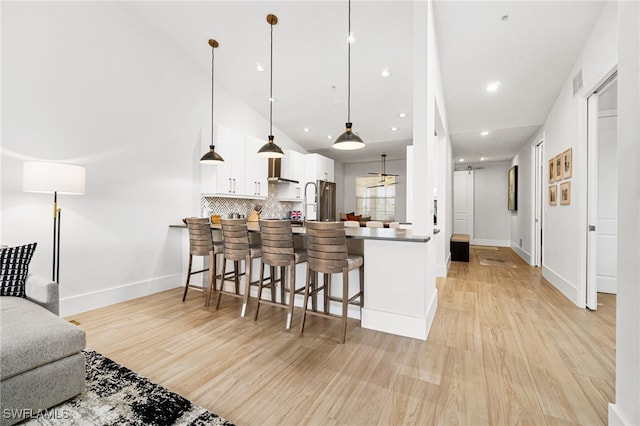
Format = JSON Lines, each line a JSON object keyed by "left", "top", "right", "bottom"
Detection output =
{"left": 573, "top": 69, "right": 583, "bottom": 96}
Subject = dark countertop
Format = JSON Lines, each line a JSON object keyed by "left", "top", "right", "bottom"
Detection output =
{"left": 170, "top": 222, "right": 430, "bottom": 243}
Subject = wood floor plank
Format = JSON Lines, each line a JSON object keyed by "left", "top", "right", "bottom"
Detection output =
{"left": 68, "top": 246, "right": 615, "bottom": 425}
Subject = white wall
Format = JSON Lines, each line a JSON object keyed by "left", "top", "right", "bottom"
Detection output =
{"left": 0, "top": 2, "right": 303, "bottom": 316}
{"left": 334, "top": 161, "right": 345, "bottom": 217}
{"left": 510, "top": 139, "right": 535, "bottom": 264}
{"left": 509, "top": 1, "right": 618, "bottom": 305}
{"left": 610, "top": 1, "right": 640, "bottom": 424}
{"left": 342, "top": 159, "right": 406, "bottom": 222}
{"left": 471, "top": 161, "right": 511, "bottom": 247}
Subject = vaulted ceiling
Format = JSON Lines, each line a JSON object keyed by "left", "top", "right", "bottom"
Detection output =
{"left": 121, "top": 1, "right": 606, "bottom": 165}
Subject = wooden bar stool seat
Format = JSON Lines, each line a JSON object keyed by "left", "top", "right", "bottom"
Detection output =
{"left": 183, "top": 217, "right": 226, "bottom": 306}
{"left": 254, "top": 219, "right": 308, "bottom": 329}
{"left": 216, "top": 218, "right": 269, "bottom": 317}
{"left": 300, "top": 221, "right": 364, "bottom": 344}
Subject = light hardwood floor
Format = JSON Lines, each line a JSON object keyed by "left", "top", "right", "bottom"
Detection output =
{"left": 69, "top": 246, "right": 615, "bottom": 425}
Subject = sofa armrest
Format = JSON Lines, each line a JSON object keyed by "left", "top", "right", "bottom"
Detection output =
{"left": 25, "top": 274, "right": 59, "bottom": 316}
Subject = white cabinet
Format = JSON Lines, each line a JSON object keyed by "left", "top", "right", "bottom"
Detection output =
{"left": 276, "top": 150, "right": 305, "bottom": 201}
{"left": 244, "top": 136, "right": 268, "bottom": 197}
{"left": 304, "top": 153, "right": 334, "bottom": 183}
{"left": 202, "top": 125, "right": 267, "bottom": 199}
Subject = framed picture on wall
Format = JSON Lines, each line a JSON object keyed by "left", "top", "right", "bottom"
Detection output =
{"left": 549, "top": 185, "right": 557, "bottom": 205}
{"left": 548, "top": 158, "right": 555, "bottom": 183}
{"left": 508, "top": 165, "right": 518, "bottom": 211}
{"left": 560, "top": 181, "right": 571, "bottom": 205}
{"left": 562, "top": 148, "right": 573, "bottom": 178}
{"left": 555, "top": 154, "right": 564, "bottom": 181}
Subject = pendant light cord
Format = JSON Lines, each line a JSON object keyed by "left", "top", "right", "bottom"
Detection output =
{"left": 269, "top": 21, "right": 274, "bottom": 137}
{"left": 347, "top": 0, "right": 351, "bottom": 124}
{"left": 211, "top": 44, "right": 215, "bottom": 147}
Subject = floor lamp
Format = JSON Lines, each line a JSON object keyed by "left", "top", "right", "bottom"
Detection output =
{"left": 23, "top": 161, "right": 86, "bottom": 283}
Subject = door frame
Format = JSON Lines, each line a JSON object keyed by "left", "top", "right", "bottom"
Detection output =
{"left": 532, "top": 136, "right": 545, "bottom": 267}
{"left": 453, "top": 169, "right": 474, "bottom": 243}
{"left": 585, "top": 70, "right": 618, "bottom": 310}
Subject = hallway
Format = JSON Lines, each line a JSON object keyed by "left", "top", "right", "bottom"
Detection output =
{"left": 71, "top": 246, "right": 615, "bottom": 425}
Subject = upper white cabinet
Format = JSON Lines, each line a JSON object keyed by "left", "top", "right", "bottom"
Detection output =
{"left": 276, "top": 149, "right": 305, "bottom": 201}
{"left": 201, "top": 125, "right": 267, "bottom": 199}
{"left": 305, "top": 153, "right": 334, "bottom": 183}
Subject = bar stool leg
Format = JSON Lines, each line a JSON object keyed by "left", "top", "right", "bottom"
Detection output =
{"left": 205, "top": 251, "right": 216, "bottom": 307}
{"left": 280, "top": 266, "right": 286, "bottom": 305}
{"left": 182, "top": 254, "right": 193, "bottom": 302}
{"left": 340, "top": 266, "right": 349, "bottom": 344}
{"left": 359, "top": 263, "right": 365, "bottom": 307}
{"left": 216, "top": 258, "right": 227, "bottom": 310}
{"left": 241, "top": 254, "right": 252, "bottom": 317}
{"left": 270, "top": 266, "right": 277, "bottom": 303}
{"left": 234, "top": 260, "right": 240, "bottom": 294}
{"left": 300, "top": 264, "right": 312, "bottom": 335}
{"left": 286, "top": 261, "right": 296, "bottom": 329}
{"left": 254, "top": 261, "right": 266, "bottom": 321}
{"left": 324, "top": 273, "right": 331, "bottom": 314}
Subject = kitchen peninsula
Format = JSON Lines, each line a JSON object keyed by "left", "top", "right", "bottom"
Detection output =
{"left": 171, "top": 221, "right": 436, "bottom": 340}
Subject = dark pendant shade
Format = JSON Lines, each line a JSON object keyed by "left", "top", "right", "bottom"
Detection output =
{"left": 257, "top": 135, "right": 284, "bottom": 158}
{"left": 333, "top": 122, "right": 365, "bottom": 150}
{"left": 200, "top": 145, "right": 225, "bottom": 164}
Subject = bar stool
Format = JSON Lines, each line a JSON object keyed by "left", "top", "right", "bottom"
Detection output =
{"left": 216, "top": 218, "right": 266, "bottom": 317}
{"left": 300, "top": 221, "right": 364, "bottom": 344}
{"left": 343, "top": 220, "right": 360, "bottom": 228}
{"left": 388, "top": 221, "right": 401, "bottom": 229}
{"left": 183, "top": 217, "right": 224, "bottom": 306}
{"left": 254, "top": 219, "right": 307, "bottom": 329}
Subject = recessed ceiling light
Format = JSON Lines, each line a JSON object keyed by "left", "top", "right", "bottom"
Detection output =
{"left": 347, "top": 32, "right": 356, "bottom": 44}
{"left": 381, "top": 68, "right": 392, "bottom": 78}
{"left": 459, "top": 158, "right": 465, "bottom": 162}
{"left": 486, "top": 81, "right": 501, "bottom": 92}
{"left": 481, "top": 131, "right": 489, "bottom": 136}
{"left": 327, "top": 135, "right": 332, "bottom": 139}
{"left": 303, "top": 128, "right": 310, "bottom": 133}
{"left": 399, "top": 112, "right": 408, "bottom": 118}
{"left": 390, "top": 126, "right": 398, "bottom": 132}
{"left": 256, "top": 63, "right": 265, "bottom": 72}
{"left": 480, "top": 157, "right": 487, "bottom": 161}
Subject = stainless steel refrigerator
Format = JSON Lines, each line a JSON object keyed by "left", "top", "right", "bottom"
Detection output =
{"left": 305, "top": 180, "right": 336, "bottom": 222}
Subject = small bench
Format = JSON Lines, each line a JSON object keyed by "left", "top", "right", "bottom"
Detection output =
{"left": 451, "top": 234, "right": 470, "bottom": 262}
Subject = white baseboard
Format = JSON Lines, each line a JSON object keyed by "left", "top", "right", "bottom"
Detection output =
{"left": 608, "top": 403, "right": 630, "bottom": 425}
{"left": 472, "top": 239, "right": 511, "bottom": 247}
{"left": 361, "top": 288, "right": 438, "bottom": 341}
{"left": 436, "top": 253, "right": 451, "bottom": 278}
{"left": 597, "top": 276, "right": 618, "bottom": 294}
{"left": 511, "top": 243, "right": 533, "bottom": 265}
{"left": 61, "top": 274, "right": 182, "bottom": 317}
{"left": 542, "top": 265, "right": 578, "bottom": 306}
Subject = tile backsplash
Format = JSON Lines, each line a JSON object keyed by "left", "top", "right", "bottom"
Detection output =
{"left": 201, "top": 183, "right": 300, "bottom": 220}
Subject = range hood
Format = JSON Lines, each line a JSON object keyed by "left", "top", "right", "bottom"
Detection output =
{"left": 267, "top": 158, "right": 299, "bottom": 183}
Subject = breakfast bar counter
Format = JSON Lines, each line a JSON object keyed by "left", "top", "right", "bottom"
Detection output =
{"left": 170, "top": 221, "right": 436, "bottom": 340}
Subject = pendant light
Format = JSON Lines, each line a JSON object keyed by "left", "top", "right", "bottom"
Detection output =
{"left": 200, "top": 39, "right": 225, "bottom": 164}
{"left": 257, "top": 14, "right": 285, "bottom": 158}
{"left": 333, "top": 0, "right": 365, "bottom": 150}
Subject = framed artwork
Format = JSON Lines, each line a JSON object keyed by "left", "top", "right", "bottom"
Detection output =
{"left": 508, "top": 165, "right": 518, "bottom": 211}
{"left": 549, "top": 185, "right": 557, "bottom": 205}
{"left": 562, "top": 148, "right": 573, "bottom": 179}
{"left": 548, "top": 158, "right": 555, "bottom": 183}
{"left": 560, "top": 181, "right": 571, "bottom": 205}
{"left": 554, "top": 154, "right": 563, "bottom": 181}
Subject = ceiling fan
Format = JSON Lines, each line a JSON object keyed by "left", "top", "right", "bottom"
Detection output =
{"left": 367, "top": 154, "right": 399, "bottom": 188}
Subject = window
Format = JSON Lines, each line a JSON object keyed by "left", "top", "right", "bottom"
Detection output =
{"left": 355, "top": 176, "right": 396, "bottom": 221}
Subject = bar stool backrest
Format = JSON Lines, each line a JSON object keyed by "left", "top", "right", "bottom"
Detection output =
{"left": 305, "top": 221, "right": 348, "bottom": 274}
{"left": 186, "top": 218, "right": 215, "bottom": 256}
{"left": 259, "top": 219, "right": 295, "bottom": 267}
{"left": 221, "top": 218, "right": 250, "bottom": 261}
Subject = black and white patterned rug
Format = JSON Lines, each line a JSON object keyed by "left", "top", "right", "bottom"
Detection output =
{"left": 22, "top": 350, "right": 233, "bottom": 425}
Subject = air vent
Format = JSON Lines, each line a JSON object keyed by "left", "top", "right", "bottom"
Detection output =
{"left": 573, "top": 69, "right": 583, "bottom": 96}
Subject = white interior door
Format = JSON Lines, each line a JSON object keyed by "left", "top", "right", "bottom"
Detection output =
{"left": 587, "top": 75, "right": 618, "bottom": 309}
{"left": 596, "top": 83, "right": 618, "bottom": 294}
{"left": 453, "top": 170, "right": 474, "bottom": 242}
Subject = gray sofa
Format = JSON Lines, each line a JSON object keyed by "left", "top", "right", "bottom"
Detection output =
{"left": 0, "top": 275, "right": 86, "bottom": 426}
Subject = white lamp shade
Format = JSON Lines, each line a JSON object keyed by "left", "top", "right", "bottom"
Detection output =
{"left": 23, "top": 161, "right": 86, "bottom": 195}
